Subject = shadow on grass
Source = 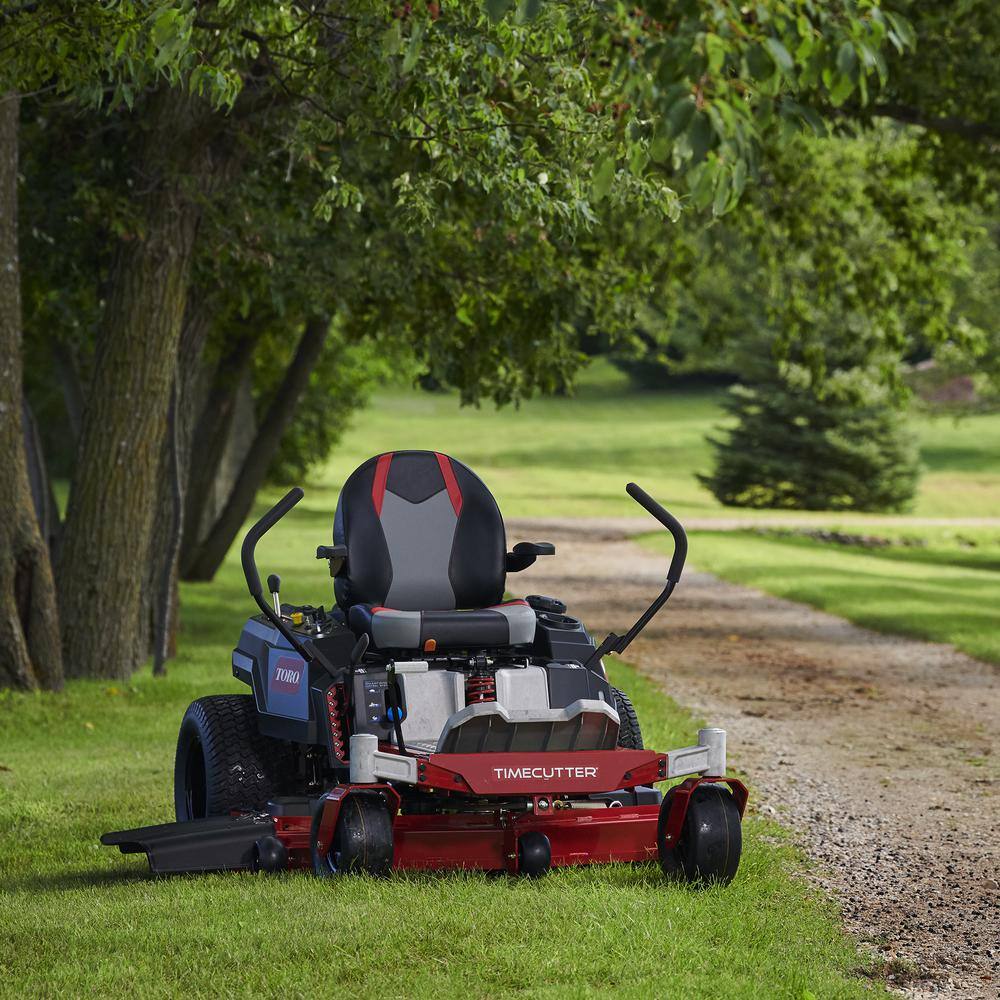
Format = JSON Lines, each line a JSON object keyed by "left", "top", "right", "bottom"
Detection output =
{"left": 3, "top": 859, "right": 684, "bottom": 895}
{"left": 1, "top": 865, "right": 158, "bottom": 894}
{"left": 919, "top": 442, "right": 1000, "bottom": 472}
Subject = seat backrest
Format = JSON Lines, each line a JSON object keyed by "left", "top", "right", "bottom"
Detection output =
{"left": 333, "top": 451, "right": 506, "bottom": 611}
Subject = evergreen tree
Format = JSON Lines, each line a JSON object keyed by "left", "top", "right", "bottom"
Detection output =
{"left": 701, "top": 364, "right": 920, "bottom": 512}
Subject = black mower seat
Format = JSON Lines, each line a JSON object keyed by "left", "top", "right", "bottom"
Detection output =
{"left": 350, "top": 600, "right": 536, "bottom": 651}
{"left": 332, "top": 450, "right": 553, "bottom": 650}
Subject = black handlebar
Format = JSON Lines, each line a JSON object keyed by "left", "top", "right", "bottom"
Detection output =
{"left": 241, "top": 487, "right": 303, "bottom": 599}
{"left": 583, "top": 482, "right": 687, "bottom": 671}
{"left": 626, "top": 482, "right": 687, "bottom": 583}
{"left": 239, "top": 487, "right": 319, "bottom": 662}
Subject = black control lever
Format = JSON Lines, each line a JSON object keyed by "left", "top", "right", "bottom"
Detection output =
{"left": 316, "top": 544, "right": 348, "bottom": 577}
{"left": 240, "top": 488, "right": 322, "bottom": 664}
{"left": 583, "top": 482, "right": 688, "bottom": 671}
{"left": 267, "top": 574, "right": 281, "bottom": 616}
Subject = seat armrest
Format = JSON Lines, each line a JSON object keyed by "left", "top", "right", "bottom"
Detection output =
{"left": 316, "top": 544, "right": 348, "bottom": 577}
{"left": 505, "top": 541, "right": 555, "bottom": 573}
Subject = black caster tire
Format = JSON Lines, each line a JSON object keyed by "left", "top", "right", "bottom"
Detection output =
{"left": 657, "top": 784, "right": 742, "bottom": 886}
{"left": 311, "top": 793, "right": 394, "bottom": 878}
{"left": 611, "top": 687, "right": 643, "bottom": 750}
{"left": 174, "top": 695, "right": 298, "bottom": 821}
{"left": 518, "top": 831, "right": 552, "bottom": 877}
{"left": 252, "top": 835, "right": 289, "bottom": 874}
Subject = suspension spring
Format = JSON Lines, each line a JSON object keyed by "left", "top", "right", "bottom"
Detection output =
{"left": 325, "top": 683, "right": 347, "bottom": 761}
{"left": 465, "top": 673, "right": 496, "bottom": 703}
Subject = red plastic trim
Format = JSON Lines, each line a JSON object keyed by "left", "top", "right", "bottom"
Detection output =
{"left": 660, "top": 775, "right": 749, "bottom": 849}
{"left": 419, "top": 748, "right": 668, "bottom": 795}
{"left": 434, "top": 452, "right": 463, "bottom": 516}
{"left": 372, "top": 453, "right": 393, "bottom": 516}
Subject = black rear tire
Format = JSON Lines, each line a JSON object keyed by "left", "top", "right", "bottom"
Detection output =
{"left": 611, "top": 686, "right": 643, "bottom": 750}
{"left": 174, "top": 695, "right": 298, "bottom": 821}
{"left": 311, "top": 793, "right": 394, "bottom": 877}
{"left": 657, "top": 784, "right": 742, "bottom": 886}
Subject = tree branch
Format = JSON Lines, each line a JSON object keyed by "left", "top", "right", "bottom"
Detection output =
{"left": 870, "top": 103, "right": 1000, "bottom": 143}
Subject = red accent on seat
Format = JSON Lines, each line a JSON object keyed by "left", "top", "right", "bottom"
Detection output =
{"left": 434, "top": 452, "right": 463, "bottom": 516}
{"left": 372, "top": 453, "right": 393, "bottom": 516}
{"left": 496, "top": 600, "right": 529, "bottom": 607}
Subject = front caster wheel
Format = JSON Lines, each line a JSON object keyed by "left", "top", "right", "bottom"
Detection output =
{"left": 657, "top": 783, "right": 742, "bottom": 886}
{"left": 311, "top": 793, "right": 394, "bottom": 877}
{"left": 517, "top": 831, "right": 551, "bottom": 877}
{"left": 252, "top": 835, "right": 288, "bottom": 873}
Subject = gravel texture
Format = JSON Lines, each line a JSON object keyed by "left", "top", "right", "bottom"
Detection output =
{"left": 509, "top": 518, "right": 1000, "bottom": 999}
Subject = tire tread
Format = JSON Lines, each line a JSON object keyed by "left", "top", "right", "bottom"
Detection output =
{"left": 174, "top": 694, "right": 298, "bottom": 820}
{"left": 611, "top": 686, "right": 644, "bottom": 750}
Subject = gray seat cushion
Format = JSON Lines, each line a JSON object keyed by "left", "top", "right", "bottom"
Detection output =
{"left": 349, "top": 600, "right": 536, "bottom": 650}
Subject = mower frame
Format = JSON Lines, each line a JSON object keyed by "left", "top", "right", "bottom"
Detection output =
{"left": 102, "top": 472, "right": 748, "bottom": 882}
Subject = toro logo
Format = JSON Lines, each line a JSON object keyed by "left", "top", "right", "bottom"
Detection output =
{"left": 493, "top": 765, "right": 598, "bottom": 781}
{"left": 271, "top": 656, "right": 304, "bottom": 694}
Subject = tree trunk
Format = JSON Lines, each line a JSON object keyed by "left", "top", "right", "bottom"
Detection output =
{"left": 22, "top": 397, "right": 59, "bottom": 549}
{"left": 179, "top": 322, "right": 260, "bottom": 575}
{"left": 139, "top": 291, "right": 214, "bottom": 668}
{"left": 0, "top": 90, "right": 64, "bottom": 691}
{"left": 152, "top": 378, "right": 182, "bottom": 676}
{"left": 57, "top": 88, "right": 214, "bottom": 681}
{"left": 184, "top": 315, "right": 330, "bottom": 581}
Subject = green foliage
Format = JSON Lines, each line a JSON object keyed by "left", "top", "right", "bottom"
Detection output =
{"left": 702, "top": 368, "right": 921, "bottom": 512}
{"left": 872, "top": 1, "right": 1000, "bottom": 203}
{"left": 733, "top": 130, "right": 974, "bottom": 380}
{"left": 600, "top": 128, "right": 977, "bottom": 394}
{"left": 602, "top": 0, "right": 913, "bottom": 216}
{"left": 11, "top": 0, "right": 931, "bottom": 448}
{"left": 931, "top": 216, "right": 1000, "bottom": 408}
{"left": 0, "top": 1, "right": 236, "bottom": 106}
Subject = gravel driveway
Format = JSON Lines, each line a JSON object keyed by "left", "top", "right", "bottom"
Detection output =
{"left": 510, "top": 518, "right": 999, "bottom": 999}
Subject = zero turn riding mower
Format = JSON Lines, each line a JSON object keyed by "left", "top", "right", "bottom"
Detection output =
{"left": 103, "top": 451, "right": 746, "bottom": 882}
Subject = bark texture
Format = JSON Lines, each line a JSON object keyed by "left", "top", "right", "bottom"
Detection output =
{"left": 57, "top": 89, "right": 215, "bottom": 680}
{"left": 0, "top": 91, "right": 64, "bottom": 691}
{"left": 184, "top": 315, "right": 330, "bottom": 581}
{"left": 22, "top": 398, "right": 59, "bottom": 549}
{"left": 137, "top": 293, "right": 213, "bottom": 668}
{"left": 152, "top": 379, "right": 181, "bottom": 676}
{"left": 179, "top": 322, "right": 260, "bottom": 575}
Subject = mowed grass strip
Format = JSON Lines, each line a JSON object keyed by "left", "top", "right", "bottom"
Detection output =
{"left": 1, "top": 524, "right": 884, "bottom": 998}
{"left": 309, "top": 360, "right": 1000, "bottom": 521}
{"left": 651, "top": 527, "right": 1000, "bottom": 665}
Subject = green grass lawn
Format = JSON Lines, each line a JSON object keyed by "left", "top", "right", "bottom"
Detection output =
{"left": 0, "top": 653, "right": 886, "bottom": 998}
{"left": 0, "top": 494, "right": 888, "bottom": 998}
{"left": 656, "top": 527, "right": 1000, "bottom": 665}
{"left": 301, "top": 360, "right": 1000, "bottom": 521}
